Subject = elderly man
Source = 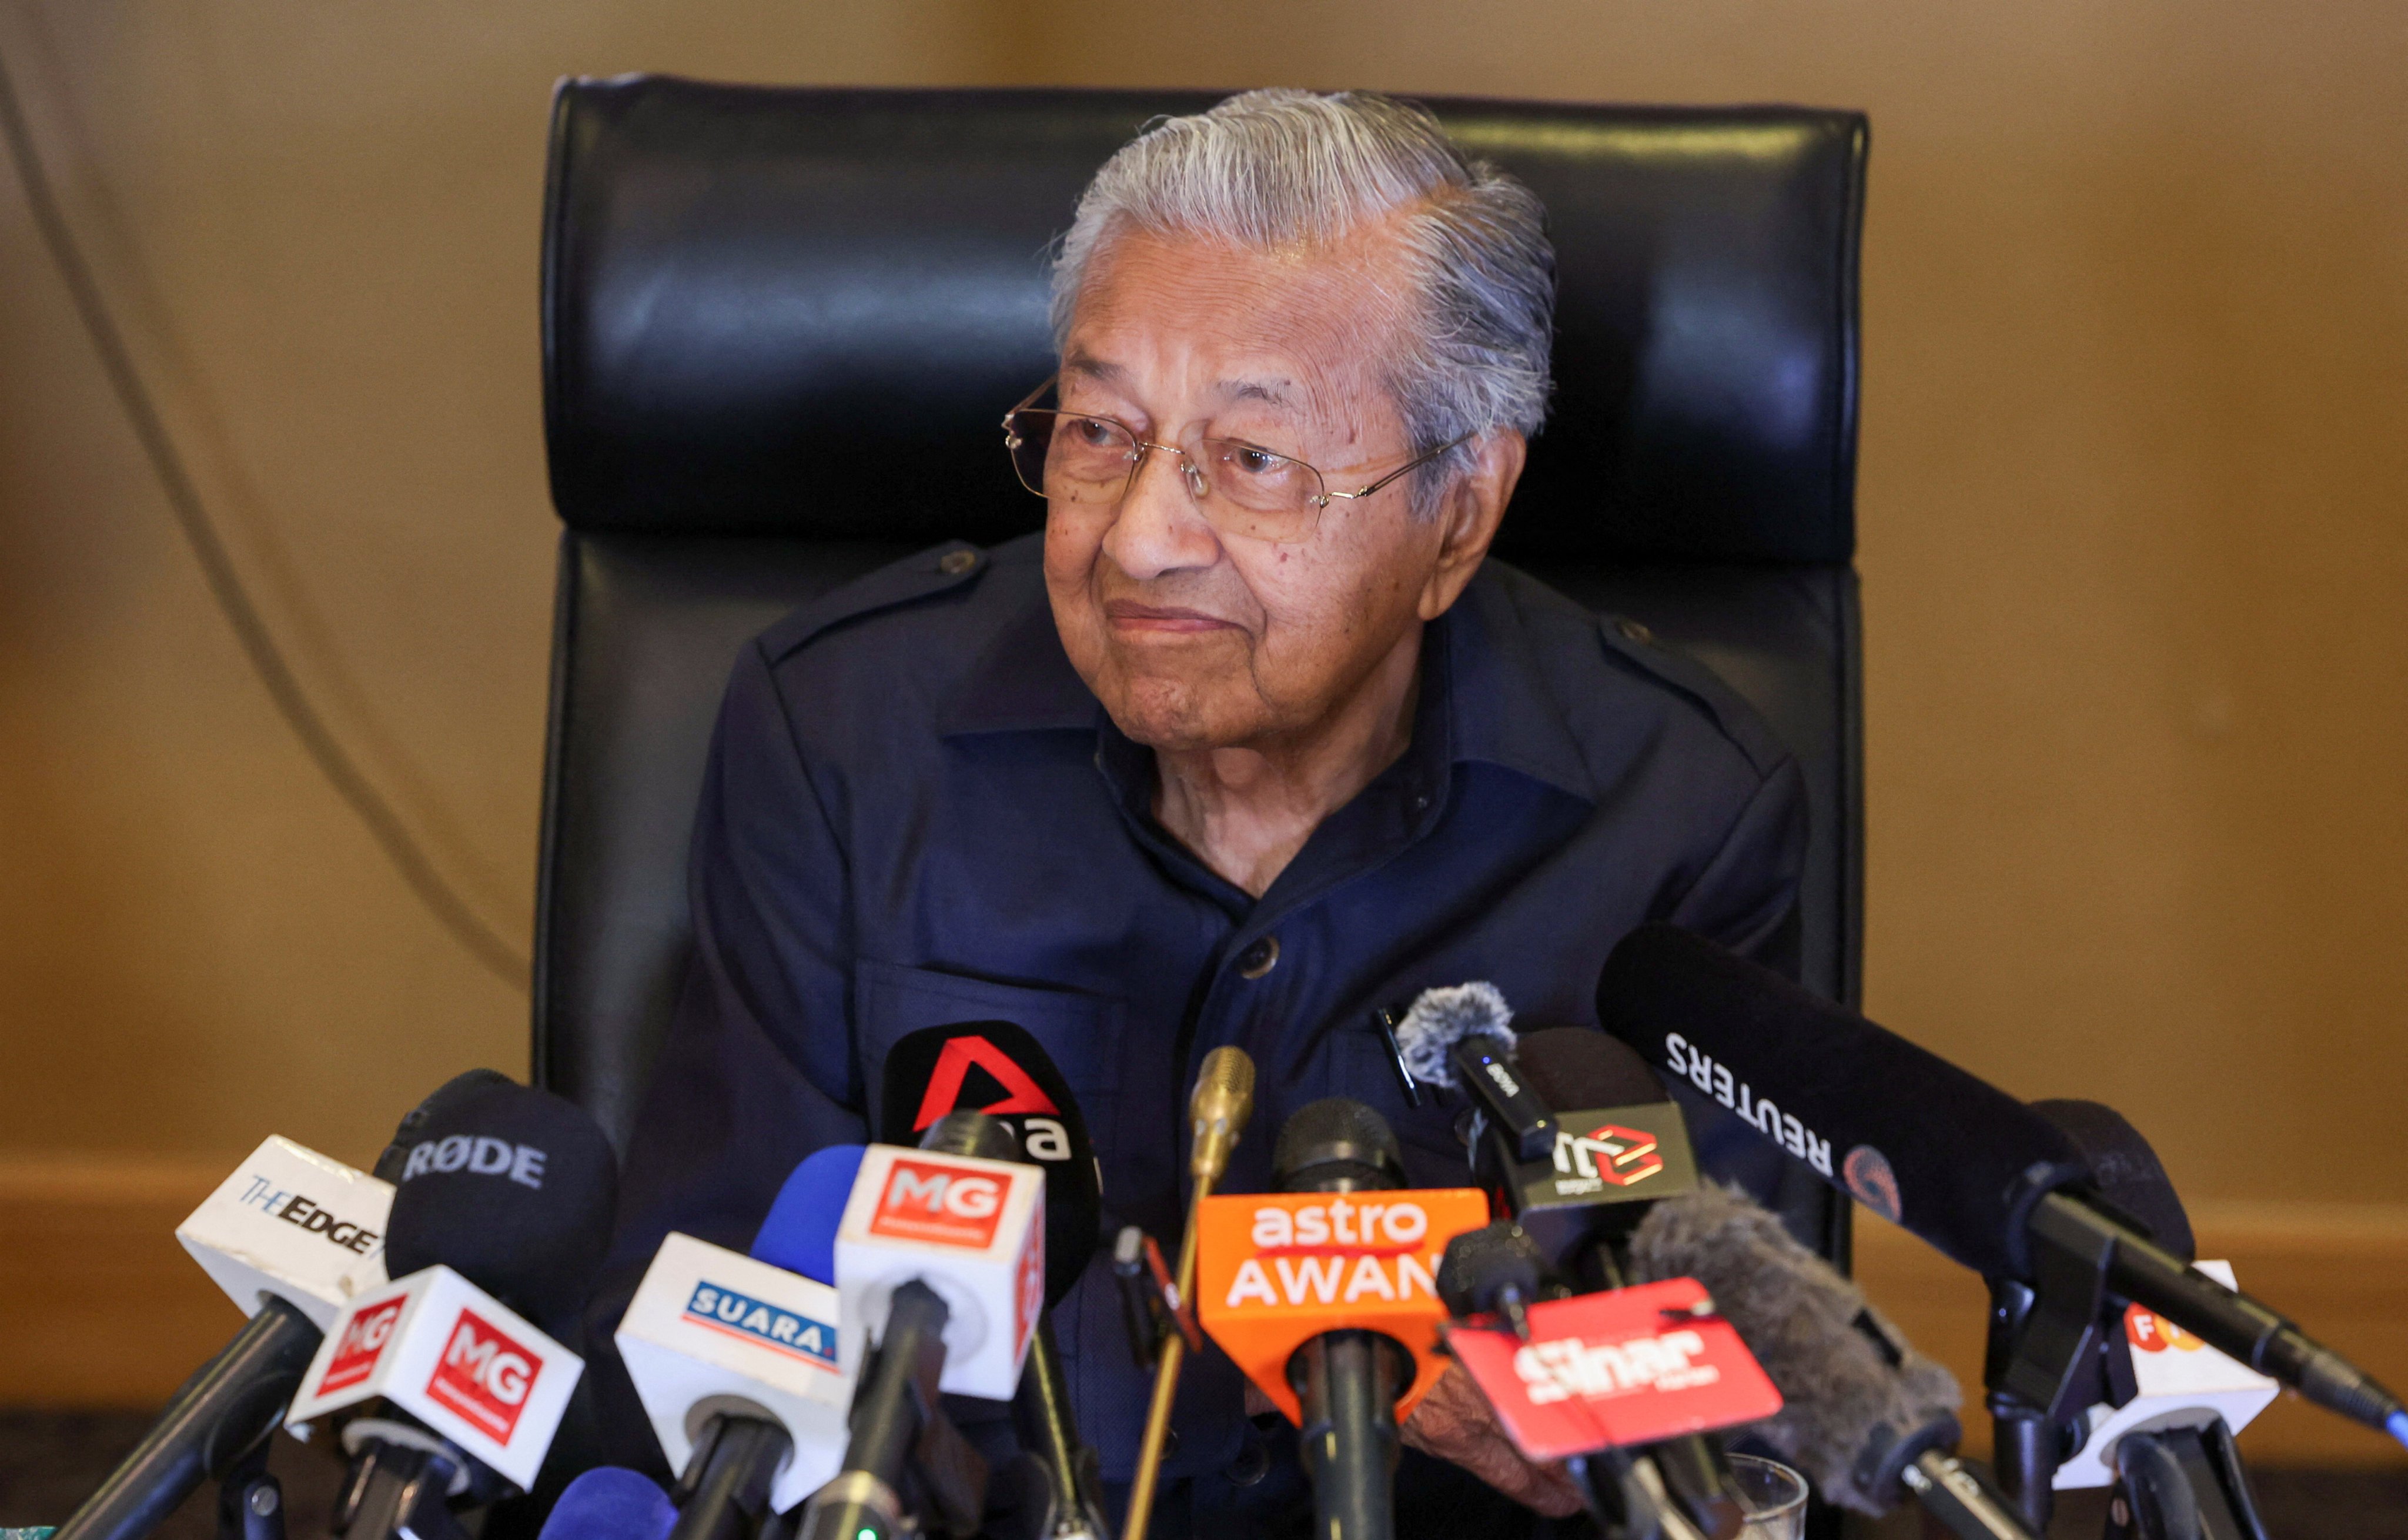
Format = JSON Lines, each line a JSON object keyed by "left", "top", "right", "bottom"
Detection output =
{"left": 598, "top": 89, "right": 1804, "bottom": 1536}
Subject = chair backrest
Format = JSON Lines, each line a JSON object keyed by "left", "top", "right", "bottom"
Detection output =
{"left": 534, "top": 81, "right": 1867, "bottom": 1253}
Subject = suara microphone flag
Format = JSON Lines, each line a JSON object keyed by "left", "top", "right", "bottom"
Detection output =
{"left": 614, "top": 1151, "right": 859, "bottom": 1514}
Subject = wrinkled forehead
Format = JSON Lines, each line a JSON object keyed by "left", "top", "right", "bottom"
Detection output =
{"left": 1060, "top": 222, "right": 1420, "bottom": 438}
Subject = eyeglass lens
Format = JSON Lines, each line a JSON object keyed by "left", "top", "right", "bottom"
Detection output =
{"left": 1006, "top": 410, "right": 1323, "bottom": 542}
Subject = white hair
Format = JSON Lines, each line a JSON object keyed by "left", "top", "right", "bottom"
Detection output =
{"left": 1050, "top": 89, "right": 1556, "bottom": 513}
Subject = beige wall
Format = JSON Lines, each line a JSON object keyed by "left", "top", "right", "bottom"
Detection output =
{"left": 1, "top": 0, "right": 2401, "bottom": 1284}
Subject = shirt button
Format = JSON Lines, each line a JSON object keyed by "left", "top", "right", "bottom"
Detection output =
{"left": 1237, "top": 936, "right": 1279, "bottom": 979}
{"left": 1616, "top": 616, "right": 1654, "bottom": 644}
{"left": 939, "top": 547, "right": 978, "bottom": 575}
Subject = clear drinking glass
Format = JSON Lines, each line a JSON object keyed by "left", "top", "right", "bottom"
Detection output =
{"left": 1727, "top": 1454, "right": 1810, "bottom": 1539}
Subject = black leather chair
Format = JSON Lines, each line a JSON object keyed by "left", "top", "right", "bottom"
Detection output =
{"left": 532, "top": 79, "right": 1867, "bottom": 1260}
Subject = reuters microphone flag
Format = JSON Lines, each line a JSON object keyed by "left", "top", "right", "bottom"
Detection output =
{"left": 1195, "top": 1187, "right": 1489, "bottom": 1424}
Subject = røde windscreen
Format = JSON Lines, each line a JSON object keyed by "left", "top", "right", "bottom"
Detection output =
{"left": 1598, "top": 923, "right": 2408, "bottom": 1447}
{"left": 1628, "top": 1182, "right": 2038, "bottom": 1540}
{"left": 53, "top": 1071, "right": 490, "bottom": 1540}
{"left": 290, "top": 1080, "right": 619, "bottom": 1536}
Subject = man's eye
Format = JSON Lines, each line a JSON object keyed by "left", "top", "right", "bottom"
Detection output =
{"left": 1225, "top": 445, "right": 1285, "bottom": 476}
{"left": 1071, "top": 417, "right": 1123, "bottom": 447}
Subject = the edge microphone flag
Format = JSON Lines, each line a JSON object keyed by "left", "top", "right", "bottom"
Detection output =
{"left": 880, "top": 1020, "right": 1100, "bottom": 1307}
{"left": 1443, "top": 1280, "right": 1782, "bottom": 1462}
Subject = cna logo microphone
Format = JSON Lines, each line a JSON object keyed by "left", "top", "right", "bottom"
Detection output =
{"left": 1194, "top": 1187, "right": 1489, "bottom": 1425}
{"left": 1442, "top": 1278, "right": 1782, "bottom": 1461}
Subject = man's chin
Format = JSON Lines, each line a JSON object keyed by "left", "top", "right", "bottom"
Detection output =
{"left": 1100, "top": 679, "right": 1255, "bottom": 756}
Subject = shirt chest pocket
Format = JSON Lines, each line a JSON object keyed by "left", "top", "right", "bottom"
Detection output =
{"left": 853, "top": 958, "right": 1125, "bottom": 1146}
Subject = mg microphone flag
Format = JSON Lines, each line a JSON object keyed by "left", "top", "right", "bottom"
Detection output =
{"left": 287, "top": 1264, "right": 584, "bottom": 1489}
{"left": 832, "top": 1144, "right": 1045, "bottom": 1400}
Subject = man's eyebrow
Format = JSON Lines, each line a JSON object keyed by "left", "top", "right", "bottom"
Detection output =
{"left": 1061, "top": 352, "right": 1123, "bottom": 385}
{"left": 1221, "top": 377, "right": 1294, "bottom": 406}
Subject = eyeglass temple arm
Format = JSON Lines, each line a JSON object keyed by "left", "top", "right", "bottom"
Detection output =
{"left": 1322, "top": 432, "right": 1479, "bottom": 502}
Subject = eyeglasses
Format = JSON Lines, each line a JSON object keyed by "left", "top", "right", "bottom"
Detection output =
{"left": 1001, "top": 376, "right": 1471, "bottom": 544}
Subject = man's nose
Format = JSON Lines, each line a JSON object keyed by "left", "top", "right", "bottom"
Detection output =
{"left": 1102, "top": 441, "right": 1220, "bottom": 582}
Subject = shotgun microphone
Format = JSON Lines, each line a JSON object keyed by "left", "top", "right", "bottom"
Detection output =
{"left": 1598, "top": 923, "right": 2408, "bottom": 1448}
{"left": 1627, "top": 1182, "right": 2038, "bottom": 1539}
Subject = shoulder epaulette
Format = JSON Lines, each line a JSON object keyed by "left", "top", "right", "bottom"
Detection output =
{"left": 1595, "top": 613, "right": 1791, "bottom": 780}
{"left": 757, "top": 541, "right": 989, "bottom": 664}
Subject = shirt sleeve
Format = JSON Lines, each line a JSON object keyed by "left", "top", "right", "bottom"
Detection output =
{"left": 1665, "top": 753, "right": 1810, "bottom": 978}
{"left": 580, "top": 638, "right": 867, "bottom": 1460}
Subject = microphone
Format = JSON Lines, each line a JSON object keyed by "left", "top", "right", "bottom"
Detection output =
{"left": 538, "top": 1467, "right": 679, "bottom": 1540}
{"left": 1493, "top": 1025, "right": 1705, "bottom": 1284}
{"left": 1626, "top": 1181, "right": 2038, "bottom": 1539}
{"left": 1435, "top": 1221, "right": 1781, "bottom": 1540}
{"left": 1124, "top": 1045, "right": 1255, "bottom": 1540}
{"left": 615, "top": 1144, "right": 862, "bottom": 1536}
{"left": 797, "top": 1112, "right": 1045, "bottom": 1540}
{"left": 2022, "top": 1108, "right": 2263, "bottom": 1532}
{"left": 53, "top": 1068, "right": 476, "bottom": 1540}
{"left": 1599, "top": 923, "right": 2408, "bottom": 1447}
{"left": 882, "top": 1023, "right": 1110, "bottom": 1540}
{"left": 1194, "top": 1099, "right": 1490, "bottom": 1540}
{"left": 1393, "top": 983, "right": 1557, "bottom": 1162}
{"left": 287, "top": 1080, "right": 618, "bottom": 1536}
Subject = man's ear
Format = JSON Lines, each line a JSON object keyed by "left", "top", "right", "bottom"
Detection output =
{"left": 1417, "top": 429, "right": 1527, "bottom": 622}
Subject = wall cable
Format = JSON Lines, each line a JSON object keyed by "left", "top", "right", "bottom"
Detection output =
{"left": 0, "top": 44, "right": 531, "bottom": 989}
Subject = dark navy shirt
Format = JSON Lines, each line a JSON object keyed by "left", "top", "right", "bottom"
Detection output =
{"left": 598, "top": 531, "right": 1806, "bottom": 1501}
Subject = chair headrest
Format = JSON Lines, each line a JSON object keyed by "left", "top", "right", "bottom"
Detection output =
{"left": 544, "top": 80, "right": 1861, "bottom": 564}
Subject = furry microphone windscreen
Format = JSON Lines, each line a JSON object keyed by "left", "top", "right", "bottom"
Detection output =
{"left": 1628, "top": 1182, "right": 1962, "bottom": 1515}
{"left": 1392, "top": 981, "right": 1515, "bottom": 1089}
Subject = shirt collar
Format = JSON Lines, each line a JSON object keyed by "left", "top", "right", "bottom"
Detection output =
{"left": 939, "top": 566, "right": 1600, "bottom": 805}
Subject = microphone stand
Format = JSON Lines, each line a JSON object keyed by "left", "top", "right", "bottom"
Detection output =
{"left": 1985, "top": 1253, "right": 2270, "bottom": 1539}
{"left": 215, "top": 1437, "right": 286, "bottom": 1540}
